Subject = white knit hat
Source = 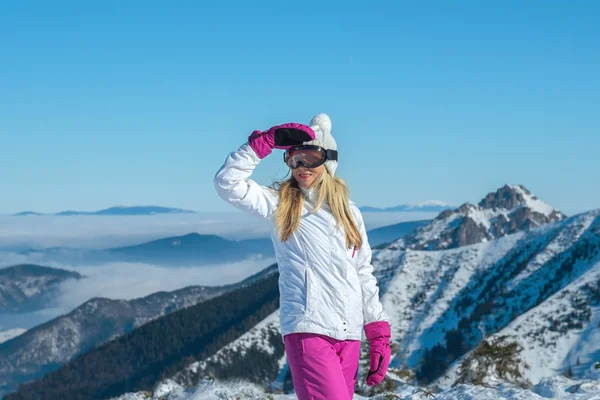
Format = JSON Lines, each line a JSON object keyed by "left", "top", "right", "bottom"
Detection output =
{"left": 304, "top": 113, "right": 338, "bottom": 176}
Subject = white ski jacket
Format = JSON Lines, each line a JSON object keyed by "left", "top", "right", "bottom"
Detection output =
{"left": 214, "top": 143, "right": 389, "bottom": 341}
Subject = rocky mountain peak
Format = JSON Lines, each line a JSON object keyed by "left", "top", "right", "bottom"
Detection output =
{"left": 478, "top": 184, "right": 528, "bottom": 210}
{"left": 478, "top": 184, "right": 553, "bottom": 214}
{"left": 389, "top": 184, "right": 566, "bottom": 251}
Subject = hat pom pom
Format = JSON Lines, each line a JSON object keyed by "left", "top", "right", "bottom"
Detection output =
{"left": 310, "top": 113, "right": 332, "bottom": 135}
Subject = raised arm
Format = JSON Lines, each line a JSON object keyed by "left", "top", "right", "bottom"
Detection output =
{"left": 214, "top": 143, "right": 278, "bottom": 219}
{"left": 214, "top": 123, "right": 316, "bottom": 219}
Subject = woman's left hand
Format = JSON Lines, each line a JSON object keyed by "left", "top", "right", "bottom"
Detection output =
{"left": 364, "top": 321, "right": 391, "bottom": 386}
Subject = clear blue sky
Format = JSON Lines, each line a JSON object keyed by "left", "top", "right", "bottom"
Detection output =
{"left": 1, "top": 0, "right": 598, "bottom": 215}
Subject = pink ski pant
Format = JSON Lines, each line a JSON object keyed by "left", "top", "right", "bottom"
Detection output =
{"left": 284, "top": 333, "right": 361, "bottom": 400}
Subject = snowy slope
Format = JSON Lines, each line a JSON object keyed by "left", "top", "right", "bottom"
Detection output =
{"left": 439, "top": 258, "right": 600, "bottom": 387}
{"left": 173, "top": 311, "right": 286, "bottom": 390}
{"left": 375, "top": 231, "right": 530, "bottom": 366}
{"left": 391, "top": 185, "right": 566, "bottom": 251}
{"left": 374, "top": 209, "right": 600, "bottom": 385}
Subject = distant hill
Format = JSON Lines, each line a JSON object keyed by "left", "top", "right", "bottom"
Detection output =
{"left": 12, "top": 206, "right": 196, "bottom": 216}
{"left": 0, "top": 264, "right": 82, "bottom": 313}
{"left": 360, "top": 200, "right": 453, "bottom": 213}
{"left": 107, "top": 233, "right": 274, "bottom": 266}
{"left": 11, "top": 211, "right": 43, "bottom": 216}
{"left": 19, "top": 233, "right": 275, "bottom": 267}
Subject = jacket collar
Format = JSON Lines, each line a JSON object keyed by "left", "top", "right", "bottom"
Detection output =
{"left": 300, "top": 185, "right": 319, "bottom": 205}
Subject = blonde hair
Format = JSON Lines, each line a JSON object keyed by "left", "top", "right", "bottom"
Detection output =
{"left": 274, "top": 170, "right": 363, "bottom": 249}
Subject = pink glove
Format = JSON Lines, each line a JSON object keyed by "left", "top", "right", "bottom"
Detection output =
{"left": 248, "top": 123, "right": 315, "bottom": 159}
{"left": 364, "top": 321, "right": 391, "bottom": 386}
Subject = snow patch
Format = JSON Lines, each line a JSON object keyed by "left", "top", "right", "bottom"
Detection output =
{"left": 510, "top": 185, "right": 557, "bottom": 217}
{"left": 416, "top": 200, "right": 452, "bottom": 207}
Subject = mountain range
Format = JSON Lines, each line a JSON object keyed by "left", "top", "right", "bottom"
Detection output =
{"left": 359, "top": 200, "right": 453, "bottom": 213}
{"left": 13, "top": 201, "right": 449, "bottom": 217}
{"left": 5, "top": 184, "right": 600, "bottom": 400}
{"left": 0, "top": 265, "right": 278, "bottom": 397}
{"left": 12, "top": 206, "right": 196, "bottom": 216}
{"left": 3, "top": 265, "right": 280, "bottom": 400}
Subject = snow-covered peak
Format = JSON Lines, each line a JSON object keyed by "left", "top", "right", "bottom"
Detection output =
{"left": 508, "top": 184, "right": 557, "bottom": 217}
{"left": 417, "top": 200, "right": 452, "bottom": 207}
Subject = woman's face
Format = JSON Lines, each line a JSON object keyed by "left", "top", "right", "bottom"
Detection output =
{"left": 293, "top": 165, "right": 325, "bottom": 189}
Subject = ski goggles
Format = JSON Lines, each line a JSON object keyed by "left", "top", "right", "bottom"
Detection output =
{"left": 283, "top": 145, "right": 338, "bottom": 169}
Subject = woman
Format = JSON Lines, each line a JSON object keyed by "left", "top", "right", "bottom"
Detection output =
{"left": 214, "top": 113, "right": 391, "bottom": 400}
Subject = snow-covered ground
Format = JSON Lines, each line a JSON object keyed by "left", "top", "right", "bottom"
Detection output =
{"left": 510, "top": 185, "right": 557, "bottom": 218}
{"left": 112, "top": 375, "right": 600, "bottom": 400}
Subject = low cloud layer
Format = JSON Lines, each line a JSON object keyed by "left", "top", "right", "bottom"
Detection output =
{"left": 0, "top": 213, "right": 271, "bottom": 250}
{"left": 0, "top": 212, "right": 435, "bottom": 251}
{"left": 1, "top": 256, "right": 275, "bottom": 331}
{"left": 56, "top": 258, "right": 275, "bottom": 308}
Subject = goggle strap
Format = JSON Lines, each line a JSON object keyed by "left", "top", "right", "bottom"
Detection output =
{"left": 326, "top": 149, "right": 338, "bottom": 161}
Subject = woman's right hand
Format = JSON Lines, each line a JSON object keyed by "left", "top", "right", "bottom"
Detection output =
{"left": 248, "top": 123, "right": 315, "bottom": 159}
